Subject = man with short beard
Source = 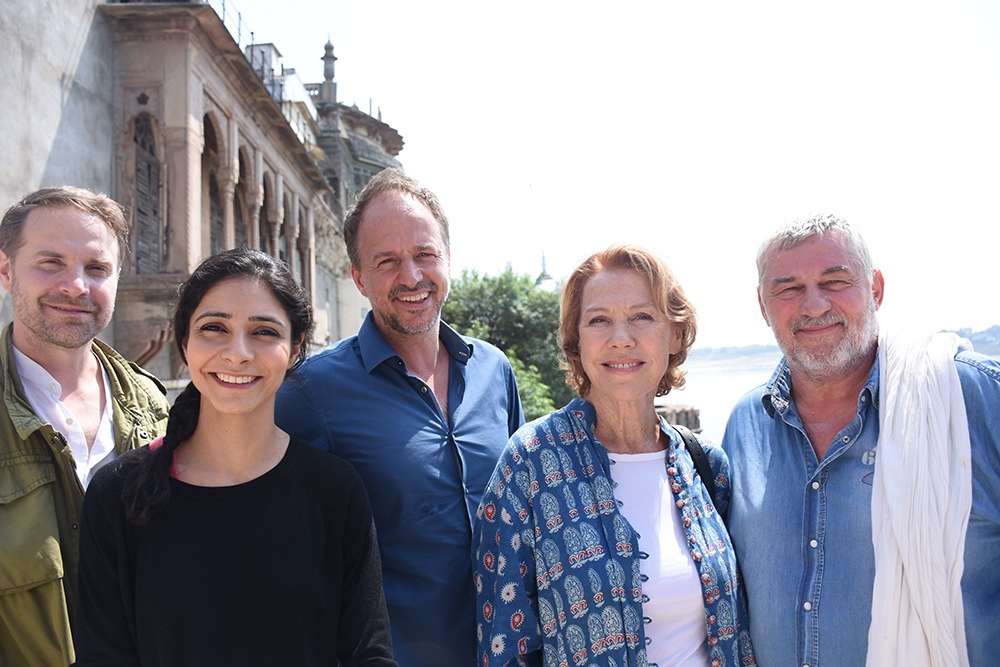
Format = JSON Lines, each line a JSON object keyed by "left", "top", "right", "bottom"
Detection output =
{"left": 275, "top": 168, "right": 523, "bottom": 667}
{"left": 0, "top": 186, "right": 169, "bottom": 666}
{"left": 721, "top": 214, "right": 1000, "bottom": 667}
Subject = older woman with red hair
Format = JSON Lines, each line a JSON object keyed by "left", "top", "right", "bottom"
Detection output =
{"left": 473, "top": 245, "right": 754, "bottom": 667}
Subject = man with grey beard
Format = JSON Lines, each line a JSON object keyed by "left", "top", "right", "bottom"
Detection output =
{"left": 721, "top": 214, "right": 1000, "bottom": 667}
{"left": 275, "top": 168, "right": 523, "bottom": 667}
{"left": 0, "top": 186, "right": 168, "bottom": 666}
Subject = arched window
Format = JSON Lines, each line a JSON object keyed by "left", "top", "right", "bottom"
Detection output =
{"left": 133, "top": 114, "right": 162, "bottom": 274}
{"left": 296, "top": 209, "right": 308, "bottom": 288}
{"left": 203, "top": 116, "right": 224, "bottom": 255}
{"left": 278, "top": 194, "right": 291, "bottom": 263}
{"left": 260, "top": 177, "right": 273, "bottom": 256}
{"left": 209, "top": 175, "right": 223, "bottom": 255}
{"left": 234, "top": 151, "right": 250, "bottom": 247}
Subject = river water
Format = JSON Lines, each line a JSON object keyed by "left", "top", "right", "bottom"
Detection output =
{"left": 657, "top": 348, "right": 782, "bottom": 445}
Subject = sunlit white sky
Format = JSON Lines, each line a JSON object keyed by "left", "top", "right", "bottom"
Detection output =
{"left": 227, "top": 0, "right": 1000, "bottom": 348}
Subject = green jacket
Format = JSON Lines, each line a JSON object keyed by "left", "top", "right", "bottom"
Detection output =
{"left": 0, "top": 324, "right": 169, "bottom": 666}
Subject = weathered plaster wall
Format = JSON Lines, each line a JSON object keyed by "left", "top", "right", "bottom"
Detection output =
{"left": 0, "top": 1, "right": 118, "bottom": 335}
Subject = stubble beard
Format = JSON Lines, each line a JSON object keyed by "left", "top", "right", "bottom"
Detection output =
{"left": 777, "top": 300, "right": 879, "bottom": 381}
{"left": 378, "top": 281, "right": 448, "bottom": 337}
{"left": 382, "top": 301, "right": 444, "bottom": 336}
{"left": 11, "top": 283, "right": 111, "bottom": 350}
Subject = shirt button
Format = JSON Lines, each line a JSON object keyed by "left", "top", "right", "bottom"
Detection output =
{"left": 842, "top": 435, "right": 850, "bottom": 443}
{"left": 811, "top": 481, "right": 820, "bottom": 490}
{"left": 803, "top": 602, "right": 813, "bottom": 611}
{"left": 420, "top": 386, "right": 427, "bottom": 393}
{"left": 810, "top": 539, "right": 819, "bottom": 548}
{"left": 67, "top": 418, "right": 74, "bottom": 425}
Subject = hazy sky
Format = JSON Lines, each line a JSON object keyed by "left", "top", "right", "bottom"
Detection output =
{"left": 227, "top": 0, "right": 1000, "bottom": 348}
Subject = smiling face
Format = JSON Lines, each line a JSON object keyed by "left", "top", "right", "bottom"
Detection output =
{"left": 578, "top": 269, "right": 681, "bottom": 407}
{"left": 349, "top": 192, "right": 450, "bottom": 343}
{"left": 0, "top": 205, "right": 119, "bottom": 357}
{"left": 758, "top": 233, "right": 883, "bottom": 380}
{"left": 182, "top": 277, "right": 301, "bottom": 418}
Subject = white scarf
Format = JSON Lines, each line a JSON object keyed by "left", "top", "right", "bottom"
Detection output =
{"left": 868, "top": 329, "right": 972, "bottom": 667}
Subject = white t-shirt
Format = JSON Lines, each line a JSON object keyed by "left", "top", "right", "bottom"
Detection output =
{"left": 608, "top": 449, "right": 709, "bottom": 666}
{"left": 13, "top": 347, "right": 116, "bottom": 489}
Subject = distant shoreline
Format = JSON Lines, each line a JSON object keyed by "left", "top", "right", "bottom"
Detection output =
{"left": 691, "top": 325, "right": 1000, "bottom": 359}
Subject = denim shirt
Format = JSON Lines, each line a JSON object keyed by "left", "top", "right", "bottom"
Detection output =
{"left": 474, "top": 398, "right": 755, "bottom": 667}
{"left": 722, "top": 349, "right": 1000, "bottom": 667}
{"left": 275, "top": 313, "right": 523, "bottom": 667}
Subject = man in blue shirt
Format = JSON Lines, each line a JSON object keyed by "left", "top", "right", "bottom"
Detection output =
{"left": 275, "top": 168, "right": 523, "bottom": 667}
{"left": 722, "top": 214, "right": 1000, "bottom": 667}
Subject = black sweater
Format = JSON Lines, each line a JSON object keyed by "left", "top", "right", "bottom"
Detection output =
{"left": 74, "top": 439, "right": 396, "bottom": 666}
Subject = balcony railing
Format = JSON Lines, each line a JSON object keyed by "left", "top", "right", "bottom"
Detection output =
{"left": 203, "top": 0, "right": 253, "bottom": 49}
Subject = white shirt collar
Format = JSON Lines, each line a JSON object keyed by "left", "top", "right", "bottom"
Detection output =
{"left": 12, "top": 345, "right": 116, "bottom": 489}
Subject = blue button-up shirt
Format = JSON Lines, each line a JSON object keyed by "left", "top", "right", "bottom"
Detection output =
{"left": 722, "top": 349, "right": 1000, "bottom": 667}
{"left": 275, "top": 313, "right": 524, "bottom": 667}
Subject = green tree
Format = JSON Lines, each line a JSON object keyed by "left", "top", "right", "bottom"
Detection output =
{"left": 443, "top": 267, "right": 573, "bottom": 420}
{"left": 503, "top": 354, "right": 555, "bottom": 422}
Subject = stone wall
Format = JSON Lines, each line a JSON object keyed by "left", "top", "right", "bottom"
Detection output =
{"left": 655, "top": 404, "right": 702, "bottom": 432}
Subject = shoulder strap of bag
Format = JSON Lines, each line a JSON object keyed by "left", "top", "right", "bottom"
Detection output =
{"left": 671, "top": 423, "right": 718, "bottom": 509}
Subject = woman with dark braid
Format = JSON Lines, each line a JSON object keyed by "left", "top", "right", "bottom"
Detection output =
{"left": 73, "top": 248, "right": 396, "bottom": 666}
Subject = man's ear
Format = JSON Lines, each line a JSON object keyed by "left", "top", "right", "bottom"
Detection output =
{"left": 0, "top": 250, "right": 13, "bottom": 293}
{"left": 350, "top": 264, "right": 368, "bottom": 297}
{"left": 871, "top": 270, "right": 885, "bottom": 310}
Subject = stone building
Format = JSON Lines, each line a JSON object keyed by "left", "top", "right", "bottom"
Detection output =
{"left": 0, "top": 0, "right": 403, "bottom": 386}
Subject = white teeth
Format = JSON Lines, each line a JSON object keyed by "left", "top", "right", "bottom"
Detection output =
{"left": 215, "top": 373, "right": 256, "bottom": 385}
{"left": 398, "top": 292, "right": 429, "bottom": 302}
{"left": 607, "top": 362, "right": 641, "bottom": 369}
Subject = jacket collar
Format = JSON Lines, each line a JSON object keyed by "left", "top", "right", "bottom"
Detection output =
{"left": 1, "top": 323, "right": 168, "bottom": 441}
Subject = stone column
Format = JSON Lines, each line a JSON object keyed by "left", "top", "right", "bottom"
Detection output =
{"left": 286, "top": 190, "right": 300, "bottom": 275}
{"left": 270, "top": 178, "right": 285, "bottom": 258}
{"left": 162, "top": 123, "right": 203, "bottom": 273}
{"left": 247, "top": 185, "right": 262, "bottom": 249}
{"left": 218, "top": 174, "right": 236, "bottom": 250}
{"left": 301, "top": 201, "right": 316, "bottom": 297}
